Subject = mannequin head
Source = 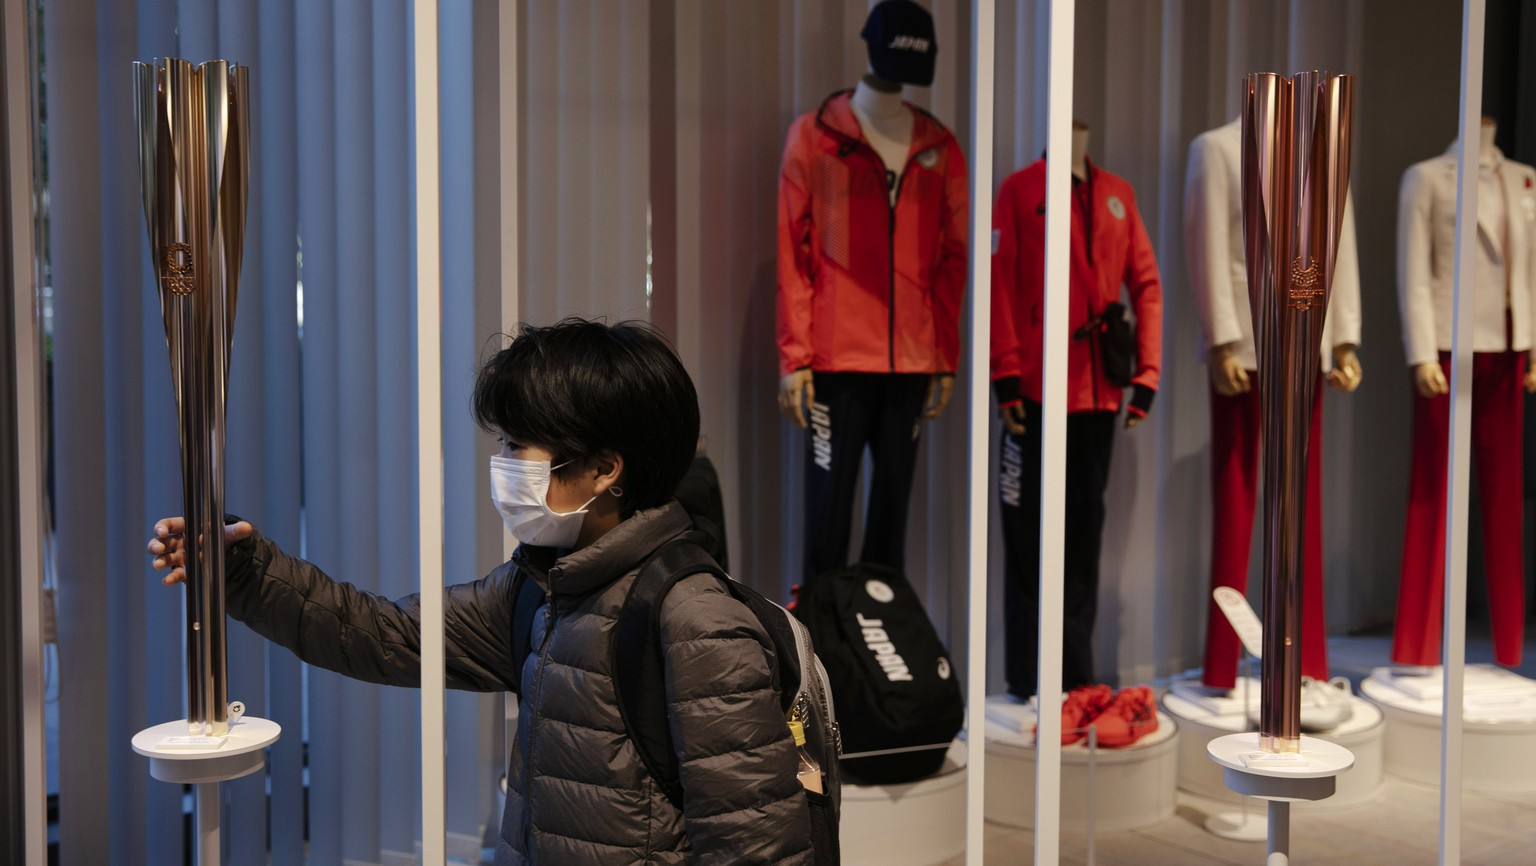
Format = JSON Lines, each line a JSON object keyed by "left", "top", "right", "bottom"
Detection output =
{"left": 861, "top": 0, "right": 938, "bottom": 88}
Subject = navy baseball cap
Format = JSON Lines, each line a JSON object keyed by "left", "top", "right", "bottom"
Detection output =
{"left": 861, "top": 1, "right": 938, "bottom": 87}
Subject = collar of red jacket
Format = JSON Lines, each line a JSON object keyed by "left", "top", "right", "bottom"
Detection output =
{"left": 815, "top": 88, "right": 954, "bottom": 158}
{"left": 1037, "top": 150, "right": 1099, "bottom": 184}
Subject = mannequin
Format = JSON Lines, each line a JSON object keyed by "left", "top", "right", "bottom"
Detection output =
{"left": 1183, "top": 117, "right": 1364, "bottom": 691}
{"left": 991, "top": 123, "right": 1164, "bottom": 697}
{"left": 1394, "top": 118, "right": 1536, "bottom": 668}
{"left": 776, "top": 0, "right": 969, "bottom": 582}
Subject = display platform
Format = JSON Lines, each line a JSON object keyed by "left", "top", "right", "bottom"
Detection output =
{"left": 839, "top": 739, "right": 966, "bottom": 866}
{"left": 1163, "top": 678, "right": 1384, "bottom": 808}
{"left": 131, "top": 716, "right": 281, "bottom": 785}
{"left": 982, "top": 694, "right": 1179, "bottom": 833}
{"left": 1361, "top": 665, "right": 1536, "bottom": 792}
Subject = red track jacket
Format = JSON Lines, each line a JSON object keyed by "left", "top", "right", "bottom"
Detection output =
{"left": 777, "top": 90, "right": 969, "bottom": 377}
{"left": 991, "top": 158, "right": 1163, "bottom": 414}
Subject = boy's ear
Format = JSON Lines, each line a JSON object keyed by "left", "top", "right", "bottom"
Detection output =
{"left": 593, "top": 450, "right": 625, "bottom": 489}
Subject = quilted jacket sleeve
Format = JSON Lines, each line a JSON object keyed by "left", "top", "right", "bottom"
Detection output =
{"left": 777, "top": 116, "right": 818, "bottom": 377}
{"left": 224, "top": 528, "right": 521, "bottom": 693}
{"left": 659, "top": 574, "right": 813, "bottom": 866}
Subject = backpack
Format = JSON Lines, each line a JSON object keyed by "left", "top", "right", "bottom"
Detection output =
{"left": 509, "top": 533, "right": 841, "bottom": 864}
{"left": 793, "top": 561, "right": 963, "bottom": 784}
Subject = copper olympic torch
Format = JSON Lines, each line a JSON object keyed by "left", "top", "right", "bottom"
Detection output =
{"left": 1241, "top": 71, "right": 1353, "bottom": 753}
{"left": 134, "top": 59, "right": 249, "bottom": 737}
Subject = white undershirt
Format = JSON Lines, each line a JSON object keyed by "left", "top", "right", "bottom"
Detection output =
{"left": 850, "top": 80, "right": 914, "bottom": 205}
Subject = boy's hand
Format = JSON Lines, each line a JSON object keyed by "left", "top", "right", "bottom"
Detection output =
{"left": 147, "top": 517, "right": 254, "bottom": 586}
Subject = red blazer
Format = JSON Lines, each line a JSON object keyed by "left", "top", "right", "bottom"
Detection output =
{"left": 777, "top": 90, "right": 969, "bottom": 377}
{"left": 991, "top": 158, "right": 1163, "bottom": 414}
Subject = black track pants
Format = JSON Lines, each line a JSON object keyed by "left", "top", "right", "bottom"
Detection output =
{"left": 998, "top": 401, "right": 1117, "bottom": 699}
{"left": 803, "top": 371, "right": 931, "bottom": 582}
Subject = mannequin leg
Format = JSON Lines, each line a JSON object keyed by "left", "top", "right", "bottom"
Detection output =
{"left": 1392, "top": 355, "right": 1451, "bottom": 666}
{"left": 1202, "top": 380, "right": 1262, "bottom": 689}
{"left": 1301, "top": 378, "right": 1330, "bottom": 681}
{"left": 858, "top": 374, "right": 932, "bottom": 572}
{"left": 803, "top": 372, "right": 875, "bottom": 582}
{"left": 1472, "top": 351, "right": 1526, "bottom": 666}
{"left": 1062, "top": 410, "right": 1117, "bottom": 692}
{"left": 1000, "top": 402, "right": 1044, "bottom": 698}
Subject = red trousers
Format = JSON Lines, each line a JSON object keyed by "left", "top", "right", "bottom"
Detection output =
{"left": 1393, "top": 351, "right": 1526, "bottom": 667}
{"left": 1202, "top": 376, "right": 1329, "bottom": 689}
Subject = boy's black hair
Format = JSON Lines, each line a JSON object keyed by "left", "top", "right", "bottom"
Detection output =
{"left": 472, "top": 318, "right": 700, "bottom": 517}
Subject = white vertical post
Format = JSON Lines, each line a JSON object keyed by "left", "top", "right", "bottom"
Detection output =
{"left": 1442, "top": 2, "right": 1485, "bottom": 864}
{"left": 499, "top": 0, "right": 520, "bottom": 375}
{"left": 196, "top": 783, "right": 222, "bottom": 866}
{"left": 964, "top": 1, "right": 995, "bottom": 864}
{"left": 1036, "top": 1, "right": 1075, "bottom": 863}
{"left": 414, "top": 1, "right": 447, "bottom": 864}
{"left": 5, "top": 0, "right": 46, "bottom": 860}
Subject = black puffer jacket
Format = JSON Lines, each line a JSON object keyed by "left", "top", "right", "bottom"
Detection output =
{"left": 225, "top": 502, "right": 813, "bottom": 864}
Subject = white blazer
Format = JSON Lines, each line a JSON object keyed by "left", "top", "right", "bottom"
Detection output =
{"left": 1184, "top": 119, "right": 1362, "bottom": 371}
{"left": 1397, "top": 145, "right": 1536, "bottom": 366}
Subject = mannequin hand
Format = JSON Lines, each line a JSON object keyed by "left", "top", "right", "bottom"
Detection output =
{"left": 1525, "top": 361, "right": 1536, "bottom": 394}
{"left": 999, "top": 402, "right": 1026, "bottom": 435}
{"left": 778, "top": 369, "right": 815, "bottom": 429}
{"left": 1209, "top": 345, "right": 1251, "bottom": 396}
{"left": 922, "top": 374, "right": 956, "bottom": 419}
{"left": 1125, "top": 411, "right": 1147, "bottom": 430}
{"left": 147, "top": 516, "right": 254, "bottom": 586}
{"left": 1413, "top": 362, "right": 1449, "bottom": 398}
{"left": 1326, "top": 345, "right": 1363, "bottom": 393}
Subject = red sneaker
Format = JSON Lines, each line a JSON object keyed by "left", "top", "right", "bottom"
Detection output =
{"left": 1034, "top": 684, "right": 1114, "bottom": 746}
{"left": 1089, "top": 686, "right": 1159, "bottom": 748}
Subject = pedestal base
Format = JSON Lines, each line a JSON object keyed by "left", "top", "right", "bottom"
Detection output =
{"left": 982, "top": 694, "right": 1180, "bottom": 832}
{"left": 838, "top": 739, "right": 966, "bottom": 866}
{"left": 132, "top": 717, "right": 281, "bottom": 784}
{"left": 1362, "top": 666, "right": 1536, "bottom": 792}
{"left": 1206, "top": 732, "right": 1354, "bottom": 802}
{"left": 1164, "top": 680, "right": 1383, "bottom": 807}
{"left": 1207, "top": 733, "right": 1354, "bottom": 866}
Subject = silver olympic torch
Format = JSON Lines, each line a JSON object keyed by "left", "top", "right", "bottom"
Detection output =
{"left": 1241, "top": 71, "right": 1353, "bottom": 753}
{"left": 134, "top": 58, "right": 249, "bottom": 737}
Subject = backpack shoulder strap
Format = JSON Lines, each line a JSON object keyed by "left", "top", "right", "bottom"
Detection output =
{"left": 612, "top": 533, "right": 729, "bottom": 810}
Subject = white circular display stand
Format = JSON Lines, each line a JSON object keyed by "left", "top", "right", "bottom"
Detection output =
{"left": 838, "top": 739, "right": 966, "bottom": 866}
{"left": 132, "top": 716, "right": 282, "bottom": 784}
{"left": 1361, "top": 665, "right": 1536, "bottom": 792}
{"left": 982, "top": 694, "right": 1180, "bottom": 833}
{"left": 1162, "top": 680, "right": 1383, "bottom": 808}
{"left": 1208, "top": 732, "right": 1354, "bottom": 866}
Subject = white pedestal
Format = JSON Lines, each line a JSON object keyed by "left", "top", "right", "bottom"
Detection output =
{"left": 982, "top": 694, "right": 1180, "bottom": 833}
{"left": 1208, "top": 732, "right": 1355, "bottom": 866}
{"left": 132, "top": 716, "right": 281, "bottom": 784}
{"left": 133, "top": 716, "right": 282, "bottom": 866}
{"left": 1362, "top": 665, "right": 1536, "bottom": 792}
{"left": 839, "top": 739, "right": 966, "bottom": 866}
{"left": 1163, "top": 680, "right": 1383, "bottom": 808}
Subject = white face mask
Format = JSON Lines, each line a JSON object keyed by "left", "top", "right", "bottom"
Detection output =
{"left": 489, "top": 455, "right": 596, "bottom": 549}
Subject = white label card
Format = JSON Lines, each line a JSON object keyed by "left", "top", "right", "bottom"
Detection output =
{"left": 1213, "top": 587, "right": 1265, "bottom": 659}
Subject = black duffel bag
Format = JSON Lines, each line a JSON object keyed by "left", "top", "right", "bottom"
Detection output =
{"left": 793, "top": 562, "right": 963, "bottom": 784}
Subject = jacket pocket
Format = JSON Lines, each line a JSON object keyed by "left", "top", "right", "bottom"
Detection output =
{"left": 804, "top": 790, "right": 840, "bottom": 866}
